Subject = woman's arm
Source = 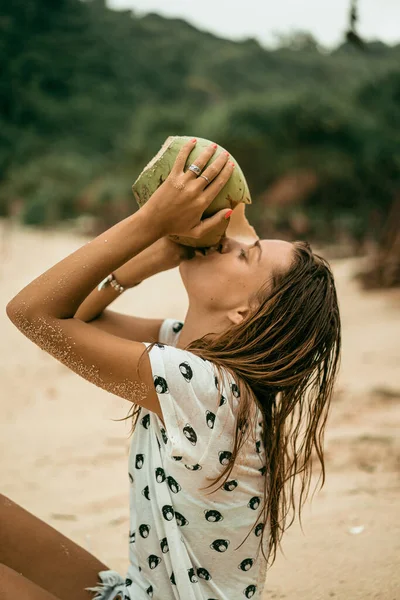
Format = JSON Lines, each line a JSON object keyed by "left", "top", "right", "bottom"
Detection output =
{"left": 5, "top": 209, "right": 164, "bottom": 409}
{"left": 73, "top": 237, "right": 188, "bottom": 343}
{"left": 5, "top": 141, "right": 232, "bottom": 410}
{"left": 6, "top": 210, "right": 159, "bottom": 322}
{"left": 74, "top": 236, "right": 187, "bottom": 322}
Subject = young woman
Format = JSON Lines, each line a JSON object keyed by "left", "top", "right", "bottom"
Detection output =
{"left": 3, "top": 140, "right": 341, "bottom": 600}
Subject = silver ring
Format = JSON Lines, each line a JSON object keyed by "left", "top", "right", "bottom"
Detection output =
{"left": 199, "top": 174, "right": 210, "bottom": 184}
{"left": 188, "top": 164, "right": 202, "bottom": 176}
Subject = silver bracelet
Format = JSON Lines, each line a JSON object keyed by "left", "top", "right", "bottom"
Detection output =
{"left": 97, "top": 273, "right": 125, "bottom": 294}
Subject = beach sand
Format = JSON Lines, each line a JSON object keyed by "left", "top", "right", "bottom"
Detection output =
{"left": 1, "top": 222, "right": 399, "bottom": 599}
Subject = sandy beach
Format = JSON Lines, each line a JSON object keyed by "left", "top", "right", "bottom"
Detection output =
{"left": 1, "top": 221, "right": 399, "bottom": 599}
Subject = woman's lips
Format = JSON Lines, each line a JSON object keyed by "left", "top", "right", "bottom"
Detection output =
{"left": 186, "top": 240, "right": 226, "bottom": 260}
{"left": 194, "top": 246, "right": 219, "bottom": 257}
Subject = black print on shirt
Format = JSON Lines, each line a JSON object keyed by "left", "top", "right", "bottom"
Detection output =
{"left": 210, "top": 539, "right": 230, "bottom": 552}
{"left": 219, "top": 395, "right": 227, "bottom": 406}
{"left": 142, "top": 485, "right": 150, "bottom": 501}
{"left": 206, "top": 410, "right": 216, "bottom": 429}
{"left": 167, "top": 475, "right": 181, "bottom": 494}
{"left": 175, "top": 511, "right": 189, "bottom": 526}
{"left": 154, "top": 376, "right": 168, "bottom": 394}
{"left": 156, "top": 343, "right": 165, "bottom": 349}
{"left": 254, "top": 523, "right": 264, "bottom": 537}
{"left": 135, "top": 454, "right": 144, "bottom": 469}
{"left": 183, "top": 424, "right": 197, "bottom": 445}
{"left": 248, "top": 496, "right": 261, "bottom": 510}
{"left": 255, "top": 440, "right": 261, "bottom": 454}
{"left": 179, "top": 361, "right": 193, "bottom": 382}
{"left": 125, "top": 578, "right": 132, "bottom": 586}
{"left": 204, "top": 509, "right": 224, "bottom": 522}
{"left": 184, "top": 463, "right": 202, "bottom": 471}
{"left": 231, "top": 382, "right": 240, "bottom": 398}
{"left": 214, "top": 376, "right": 219, "bottom": 389}
{"left": 160, "top": 427, "right": 168, "bottom": 444}
{"left": 172, "top": 321, "right": 184, "bottom": 333}
{"left": 223, "top": 479, "right": 238, "bottom": 491}
{"left": 188, "top": 567, "right": 198, "bottom": 583}
{"left": 146, "top": 584, "right": 153, "bottom": 597}
{"left": 148, "top": 554, "right": 161, "bottom": 569}
{"left": 160, "top": 537, "right": 169, "bottom": 553}
{"left": 244, "top": 584, "right": 257, "bottom": 598}
{"left": 141, "top": 413, "right": 150, "bottom": 429}
{"left": 238, "top": 558, "right": 254, "bottom": 571}
{"left": 197, "top": 567, "right": 212, "bottom": 580}
{"left": 155, "top": 467, "right": 166, "bottom": 483}
{"left": 162, "top": 505, "right": 175, "bottom": 521}
{"left": 129, "top": 531, "right": 135, "bottom": 543}
{"left": 128, "top": 472, "right": 133, "bottom": 484}
{"left": 172, "top": 456, "right": 183, "bottom": 461}
{"left": 219, "top": 450, "right": 232, "bottom": 465}
{"left": 139, "top": 524, "right": 151, "bottom": 538}
{"left": 170, "top": 571, "right": 176, "bottom": 585}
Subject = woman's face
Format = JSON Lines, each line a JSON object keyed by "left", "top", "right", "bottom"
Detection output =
{"left": 179, "top": 237, "right": 294, "bottom": 314}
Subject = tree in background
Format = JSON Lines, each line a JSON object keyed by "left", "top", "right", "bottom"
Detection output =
{"left": 0, "top": 0, "right": 399, "bottom": 286}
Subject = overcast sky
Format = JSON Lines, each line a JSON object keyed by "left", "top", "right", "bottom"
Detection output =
{"left": 107, "top": 0, "right": 400, "bottom": 48}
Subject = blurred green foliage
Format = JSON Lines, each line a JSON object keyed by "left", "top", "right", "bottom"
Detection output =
{"left": 0, "top": 0, "right": 399, "bottom": 243}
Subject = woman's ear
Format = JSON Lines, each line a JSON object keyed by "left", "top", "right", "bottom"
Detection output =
{"left": 227, "top": 306, "right": 250, "bottom": 325}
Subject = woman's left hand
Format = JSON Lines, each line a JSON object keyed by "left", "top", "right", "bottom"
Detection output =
{"left": 141, "top": 139, "right": 235, "bottom": 240}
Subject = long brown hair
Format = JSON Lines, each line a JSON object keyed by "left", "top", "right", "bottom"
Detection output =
{"left": 123, "top": 240, "right": 341, "bottom": 568}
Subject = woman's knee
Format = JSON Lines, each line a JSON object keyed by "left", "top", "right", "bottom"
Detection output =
{"left": 0, "top": 563, "right": 60, "bottom": 600}
{"left": 0, "top": 564, "right": 22, "bottom": 599}
{"left": 0, "top": 494, "right": 16, "bottom": 525}
{"left": 0, "top": 496, "right": 14, "bottom": 540}
{"left": 0, "top": 494, "right": 13, "bottom": 509}
{"left": 0, "top": 495, "right": 17, "bottom": 535}
{"left": 0, "top": 562, "right": 12, "bottom": 578}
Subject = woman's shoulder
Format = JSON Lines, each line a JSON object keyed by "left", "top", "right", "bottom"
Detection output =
{"left": 156, "top": 318, "right": 238, "bottom": 393}
{"left": 158, "top": 318, "right": 184, "bottom": 346}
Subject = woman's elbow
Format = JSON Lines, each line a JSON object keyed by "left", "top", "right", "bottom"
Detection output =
{"left": 6, "top": 299, "right": 39, "bottom": 329}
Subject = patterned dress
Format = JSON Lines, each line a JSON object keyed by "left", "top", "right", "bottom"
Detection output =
{"left": 86, "top": 319, "right": 268, "bottom": 600}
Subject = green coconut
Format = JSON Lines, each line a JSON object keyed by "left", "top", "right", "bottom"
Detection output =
{"left": 132, "top": 135, "right": 252, "bottom": 247}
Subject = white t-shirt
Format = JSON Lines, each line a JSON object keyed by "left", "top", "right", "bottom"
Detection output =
{"left": 124, "top": 319, "right": 269, "bottom": 600}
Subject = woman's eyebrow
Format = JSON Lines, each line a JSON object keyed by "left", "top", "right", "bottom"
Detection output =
{"left": 251, "top": 239, "right": 262, "bottom": 262}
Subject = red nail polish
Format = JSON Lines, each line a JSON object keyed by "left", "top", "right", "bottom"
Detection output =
{"left": 212, "top": 143, "right": 218, "bottom": 148}
{"left": 191, "top": 138, "right": 197, "bottom": 143}
{"left": 225, "top": 210, "right": 233, "bottom": 219}
{"left": 225, "top": 152, "right": 230, "bottom": 156}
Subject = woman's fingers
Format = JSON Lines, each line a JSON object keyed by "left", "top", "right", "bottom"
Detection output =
{"left": 200, "top": 159, "right": 235, "bottom": 205}
{"left": 171, "top": 139, "right": 198, "bottom": 174}
{"left": 172, "top": 139, "right": 229, "bottom": 180}
{"left": 184, "top": 143, "right": 218, "bottom": 178}
{"left": 193, "top": 150, "right": 231, "bottom": 188}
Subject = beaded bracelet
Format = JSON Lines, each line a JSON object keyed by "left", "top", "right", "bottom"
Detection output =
{"left": 97, "top": 273, "right": 125, "bottom": 294}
